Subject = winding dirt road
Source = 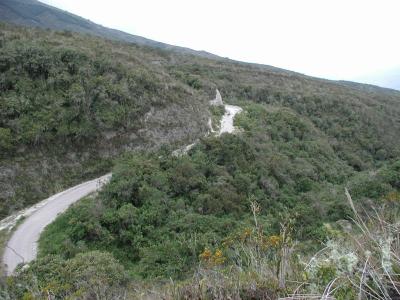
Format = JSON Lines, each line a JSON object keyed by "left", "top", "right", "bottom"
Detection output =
{"left": 2, "top": 102, "right": 242, "bottom": 275}
{"left": 218, "top": 104, "right": 243, "bottom": 135}
{"left": 2, "top": 175, "right": 111, "bottom": 275}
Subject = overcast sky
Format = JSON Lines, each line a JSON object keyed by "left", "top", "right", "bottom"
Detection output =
{"left": 41, "top": 0, "right": 400, "bottom": 88}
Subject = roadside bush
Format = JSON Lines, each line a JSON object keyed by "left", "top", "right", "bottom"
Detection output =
{"left": 5, "top": 251, "right": 127, "bottom": 299}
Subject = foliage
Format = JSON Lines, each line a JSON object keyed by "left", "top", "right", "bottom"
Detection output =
{"left": 37, "top": 102, "right": 400, "bottom": 281}
{"left": 3, "top": 251, "right": 128, "bottom": 299}
{"left": 1, "top": 21, "right": 400, "bottom": 299}
{"left": 209, "top": 104, "right": 225, "bottom": 131}
{"left": 0, "top": 23, "right": 209, "bottom": 218}
{"left": 2, "top": 21, "right": 400, "bottom": 218}
{"left": 0, "top": 127, "right": 13, "bottom": 153}
{"left": 297, "top": 191, "right": 400, "bottom": 300}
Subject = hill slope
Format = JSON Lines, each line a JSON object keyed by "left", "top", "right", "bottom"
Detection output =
{"left": 0, "top": 0, "right": 220, "bottom": 59}
{"left": 1, "top": 22, "right": 400, "bottom": 218}
{"left": 0, "top": 23, "right": 212, "bottom": 218}
{"left": 1, "top": 19, "right": 400, "bottom": 299}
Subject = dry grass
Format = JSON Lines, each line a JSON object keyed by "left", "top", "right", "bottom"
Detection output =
{"left": 289, "top": 190, "right": 400, "bottom": 300}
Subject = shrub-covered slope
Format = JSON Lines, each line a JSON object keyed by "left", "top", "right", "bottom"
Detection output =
{"left": 0, "top": 23, "right": 211, "bottom": 217}
{"left": 38, "top": 102, "right": 400, "bottom": 281}
{"left": 1, "top": 23, "right": 400, "bottom": 218}
{"left": 169, "top": 59, "right": 400, "bottom": 170}
{"left": 1, "top": 21, "right": 400, "bottom": 299}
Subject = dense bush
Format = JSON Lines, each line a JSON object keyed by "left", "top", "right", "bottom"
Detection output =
{"left": 1, "top": 22, "right": 400, "bottom": 298}
{"left": 38, "top": 103, "right": 400, "bottom": 282}
{"left": 3, "top": 251, "right": 128, "bottom": 299}
{"left": 0, "top": 23, "right": 209, "bottom": 218}
{"left": 2, "top": 22, "right": 400, "bottom": 219}
{"left": 0, "top": 40, "right": 162, "bottom": 146}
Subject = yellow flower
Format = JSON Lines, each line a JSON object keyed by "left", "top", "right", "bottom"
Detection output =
{"left": 199, "top": 248, "right": 225, "bottom": 266}
{"left": 213, "top": 249, "right": 225, "bottom": 265}
{"left": 214, "top": 249, "right": 223, "bottom": 258}
{"left": 199, "top": 248, "right": 212, "bottom": 261}
{"left": 268, "top": 235, "right": 281, "bottom": 247}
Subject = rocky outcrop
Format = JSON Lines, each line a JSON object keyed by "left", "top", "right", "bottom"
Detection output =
{"left": 210, "top": 89, "right": 224, "bottom": 106}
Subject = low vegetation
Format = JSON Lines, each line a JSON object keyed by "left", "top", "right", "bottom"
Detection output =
{"left": 1, "top": 22, "right": 400, "bottom": 299}
{"left": 2, "top": 22, "right": 400, "bottom": 219}
{"left": 2, "top": 101, "right": 399, "bottom": 298}
{"left": 0, "top": 23, "right": 209, "bottom": 218}
{"left": 2, "top": 185, "right": 399, "bottom": 299}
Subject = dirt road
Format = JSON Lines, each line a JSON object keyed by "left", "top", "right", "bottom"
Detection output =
{"left": 2, "top": 174, "right": 111, "bottom": 275}
{"left": 2, "top": 102, "right": 242, "bottom": 275}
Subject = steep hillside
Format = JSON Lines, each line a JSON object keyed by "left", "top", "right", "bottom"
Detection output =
{"left": 1, "top": 21, "right": 400, "bottom": 217}
{"left": 0, "top": 0, "right": 219, "bottom": 59}
{"left": 174, "top": 59, "right": 400, "bottom": 169}
{"left": 10, "top": 112, "right": 400, "bottom": 298}
{"left": 1, "top": 22, "right": 400, "bottom": 219}
{"left": 1, "top": 21, "right": 400, "bottom": 299}
{"left": 0, "top": 23, "right": 211, "bottom": 218}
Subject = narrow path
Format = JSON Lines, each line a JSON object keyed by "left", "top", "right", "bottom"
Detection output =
{"left": 2, "top": 100, "right": 242, "bottom": 275}
{"left": 173, "top": 102, "right": 242, "bottom": 156}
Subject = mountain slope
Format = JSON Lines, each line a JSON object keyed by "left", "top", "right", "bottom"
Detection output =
{"left": 0, "top": 23, "right": 212, "bottom": 218}
{"left": 0, "top": 20, "right": 400, "bottom": 224}
{"left": 0, "top": 16, "right": 400, "bottom": 298}
{"left": 0, "top": 0, "right": 220, "bottom": 59}
{"left": 354, "top": 67, "right": 400, "bottom": 91}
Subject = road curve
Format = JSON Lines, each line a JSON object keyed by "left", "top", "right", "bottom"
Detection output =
{"left": 2, "top": 174, "right": 111, "bottom": 275}
{"left": 2, "top": 103, "right": 242, "bottom": 275}
{"left": 172, "top": 103, "right": 242, "bottom": 156}
{"left": 218, "top": 104, "right": 243, "bottom": 135}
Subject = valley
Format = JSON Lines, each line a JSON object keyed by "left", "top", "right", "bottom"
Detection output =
{"left": 2, "top": 97, "right": 242, "bottom": 275}
{"left": 0, "top": 8, "right": 399, "bottom": 298}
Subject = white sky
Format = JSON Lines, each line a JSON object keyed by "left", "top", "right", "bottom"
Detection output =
{"left": 41, "top": 0, "right": 400, "bottom": 86}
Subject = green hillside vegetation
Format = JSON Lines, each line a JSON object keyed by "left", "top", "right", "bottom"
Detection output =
{"left": 1, "top": 22, "right": 400, "bottom": 299}
{"left": 5, "top": 124, "right": 400, "bottom": 298}
{"left": 1, "top": 23, "right": 400, "bottom": 220}
{"left": 35, "top": 102, "right": 399, "bottom": 277}
{"left": 0, "top": 23, "right": 210, "bottom": 218}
